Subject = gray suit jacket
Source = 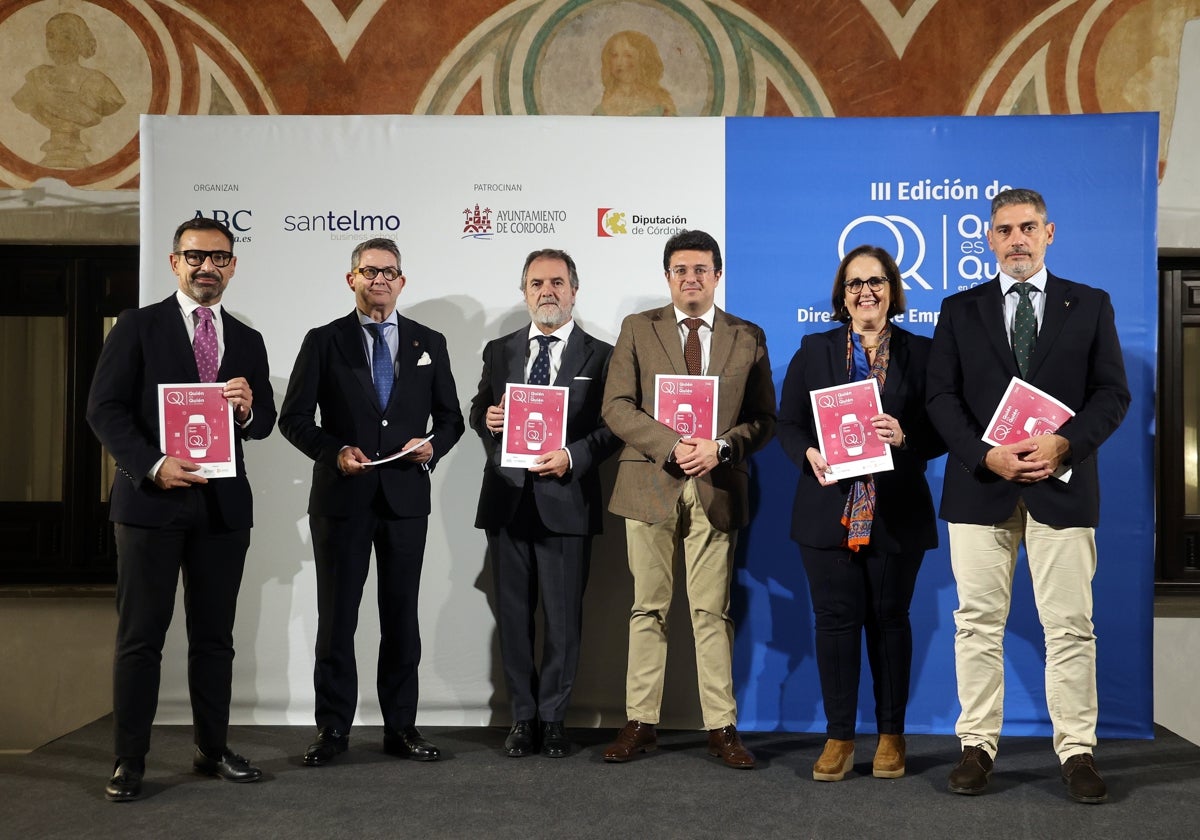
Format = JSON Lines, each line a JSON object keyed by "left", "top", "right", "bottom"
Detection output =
{"left": 602, "top": 304, "right": 776, "bottom": 532}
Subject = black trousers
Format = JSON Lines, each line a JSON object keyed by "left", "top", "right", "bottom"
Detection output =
{"left": 487, "top": 486, "right": 590, "bottom": 723}
{"left": 310, "top": 495, "right": 428, "bottom": 734}
{"left": 113, "top": 487, "right": 250, "bottom": 757}
{"left": 799, "top": 543, "right": 924, "bottom": 740}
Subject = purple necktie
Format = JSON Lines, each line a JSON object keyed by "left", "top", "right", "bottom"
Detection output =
{"left": 194, "top": 307, "right": 219, "bottom": 382}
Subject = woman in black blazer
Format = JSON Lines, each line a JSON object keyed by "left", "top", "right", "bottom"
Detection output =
{"left": 777, "top": 245, "right": 944, "bottom": 782}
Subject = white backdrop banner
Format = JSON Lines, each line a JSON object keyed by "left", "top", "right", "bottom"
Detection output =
{"left": 140, "top": 114, "right": 725, "bottom": 726}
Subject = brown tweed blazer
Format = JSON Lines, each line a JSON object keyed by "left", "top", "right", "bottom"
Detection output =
{"left": 601, "top": 304, "right": 776, "bottom": 532}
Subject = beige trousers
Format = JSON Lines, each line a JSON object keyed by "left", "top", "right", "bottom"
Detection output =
{"left": 949, "top": 501, "right": 1098, "bottom": 761}
{"left": 624, "top": 479, "right": 738, "bottom": 730}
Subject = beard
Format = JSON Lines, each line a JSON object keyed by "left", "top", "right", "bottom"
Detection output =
{"left": 532, "top": 302, "right": 569, "bottom": 329}
{"left": 188, "top": 271, "right": 225, "bottom": 303}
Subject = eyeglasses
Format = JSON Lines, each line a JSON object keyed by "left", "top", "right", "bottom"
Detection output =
{"left": 354, "top": 266, "right": 401, "bottom": 281}
{"left": 669, "top": 265, "right": 715, "bottom": 279}
{"left": 174, "top": 249, "right": 233, "bottom": 267}
{"left": 845, "top": 276, "right": 888, "bottom": 294}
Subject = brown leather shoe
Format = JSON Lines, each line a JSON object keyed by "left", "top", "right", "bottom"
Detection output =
{"left": 813, "top": 738, "right": 855, "bottom": 781}
{"left": 872, "top": 734, "right": 906, "bottom": 778}
{"left": 707, "top": 725, "right": 755, "bottom": 769}
{"left": 603, "top": 720, "right": 657, "bottom": 762}
{"left": 1061, "top": 753, "right": 1107, "bottom": 804}
{"left": 948, "top": 744, "right": 993, "bottom": 794}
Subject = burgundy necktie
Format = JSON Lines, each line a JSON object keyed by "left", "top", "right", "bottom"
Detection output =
{"left": 683, "top": 318, "right": 704, "bottom": 376}
{"left": 194, "top": 307, "right": 218, "bottom": 382}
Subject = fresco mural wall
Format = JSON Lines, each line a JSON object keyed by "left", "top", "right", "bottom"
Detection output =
{"left": 1, "top": 0, "right": 1197, "bottom": 191}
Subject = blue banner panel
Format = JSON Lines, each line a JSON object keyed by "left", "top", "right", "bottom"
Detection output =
{"left": 725, "top": 114, "right": 1157, "bottom": 738}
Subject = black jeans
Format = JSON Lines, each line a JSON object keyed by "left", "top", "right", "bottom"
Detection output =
{"left": 799, "top": 544, "right": 924, "bottom": 740}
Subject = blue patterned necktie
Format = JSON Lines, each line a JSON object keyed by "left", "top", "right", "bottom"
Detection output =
{"left": 1011, "top": 282, "right": 1037, "bottom": 378}
{"left": 528, "top": 335, "right": 558, "bottom": 386}
{"left": 367, "top": 322, "right": 393, "bottom": 406}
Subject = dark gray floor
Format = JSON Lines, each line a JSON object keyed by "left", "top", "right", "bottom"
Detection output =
{"left": 3, "top": 718, "right": 1199, "bottom": 839}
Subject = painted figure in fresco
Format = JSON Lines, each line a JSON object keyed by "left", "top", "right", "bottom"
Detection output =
{"left": 12, "top": 12, "right": 126, "bottom": 169}
{"left": 593, "top": 30, "right": 677, "bottom": 116}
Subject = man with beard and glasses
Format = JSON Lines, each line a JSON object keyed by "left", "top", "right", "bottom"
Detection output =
{"left": 927, "top": 188, "right": 1129, "bottom": 803}
{"left": 87, "top": 217, "right": 276, "bottom": 801}
{"left": 470, "top": 248, "right": 619, "bottom": 758}
{"left": 281, "top": 237, "right": 464, "bottom": 768}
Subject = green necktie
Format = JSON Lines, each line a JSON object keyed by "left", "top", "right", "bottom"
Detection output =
{"left": 1011, "top": 282, "right": 1037, "bottom": 379}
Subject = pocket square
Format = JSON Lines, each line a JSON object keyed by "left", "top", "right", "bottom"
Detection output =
{"left": 573, "top": 376, "right": 592, "bottom": 380}
{"left": 417, "top": 351, "right": 432, "bottom": 366}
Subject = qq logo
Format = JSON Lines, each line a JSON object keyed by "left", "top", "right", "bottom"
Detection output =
{"left": 838, "top": 214, "right": 931, "bottom": 291}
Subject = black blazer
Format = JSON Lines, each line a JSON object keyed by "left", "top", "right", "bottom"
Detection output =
{"left": 926, "top": 273, "right": 1130, "bottom": 527}
{"left": 777, "top": 323, "right": 943, "bottom": 553}
{"left": 469, "top": 324, "right": 619, "bottom": 536}
{"left": 279, "top": 311, "right": 465, "bottom": 518}
{"left": 86, "top": 295, "right": 276, "bottom": 529}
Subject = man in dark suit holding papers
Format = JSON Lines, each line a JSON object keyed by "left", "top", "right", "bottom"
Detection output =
{"left": 470, "top": 248, "right": 619, "bottom": 758}
{"left": 600, "top": 229, "right": 776, "bottom": 768}
{"left": 87, "top": 217, "right": 276, "bottom": 801}
{"left": 926, "top": 189, "right": 1130, "bottom": 803}
{"left": 280, "top": 237, "right": 464, "bottom": 767}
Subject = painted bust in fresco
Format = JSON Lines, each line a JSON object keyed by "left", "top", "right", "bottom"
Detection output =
{"left": 593, "top": 30, "right": 677, "bottom": 117}
{"left": 12, "top": 12, "right": 126, "bottom": 169}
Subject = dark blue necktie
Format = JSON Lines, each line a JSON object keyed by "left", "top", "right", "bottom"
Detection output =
{"left": 367, "top": 322, "right": 393, "bottom": 406}
{"left": 528, "top": 335, "right": 558, "bottom": 386}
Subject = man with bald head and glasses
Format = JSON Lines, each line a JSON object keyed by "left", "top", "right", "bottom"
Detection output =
{"left": 87, "top": 216, "right": 276, "bottom": 801}
{"left": 280, "top": 236, "right": 464, "bottom": 767}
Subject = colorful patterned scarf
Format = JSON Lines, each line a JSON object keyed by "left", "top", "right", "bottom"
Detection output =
{"left": 841, "top": 324, "right": 891, "bottom": 551}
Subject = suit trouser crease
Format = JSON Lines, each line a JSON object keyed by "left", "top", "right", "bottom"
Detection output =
{"left": 113, "top": 488, "right": 249, "bottom": 757}
{"left": 625, "top": 478, "right": 738, "bottom": 730}
{"left": 799, "top": 544, "right": 923, "bottom": 740}
{"left": 489, "top": 513, "right": 589, "bottom": 722}
{"left": 310, "top": 505, "right": 427, "bottom": 733}
{"left": 949, "top": 501, "right": 1098, "bottom": 760}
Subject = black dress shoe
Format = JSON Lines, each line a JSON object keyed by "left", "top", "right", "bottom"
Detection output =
{"left": 383, "top": 726, "right": 441, "bottom": 761}
{"left": 105, "top": 757, "right": 144, "bottom": 802}
{"left": 948, "top": 745, "right": 993, "bottom": 795}
{"left": 1062, "top": 753, "right": 1108, "bottom": 804}
{"left": 504, "top": 720, "right": 537, "bottom": 757}
{"left": 541, "top": 721, "right": 571, "bottom": 759}
{"left": 304, "top": 728, "right": 349, "bottom": 767}
{"left": 193, "top": 747, "right": 263, "bottom": 783}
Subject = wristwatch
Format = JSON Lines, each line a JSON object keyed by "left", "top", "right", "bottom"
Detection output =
{"left": 525, "top": 411, "right": 546, "bottom": 451}
{"left": 186, "top": 414, "right": 211, "bottom": 458}
{"left": 716, "top": 438, "right": 732, "bottom": 464}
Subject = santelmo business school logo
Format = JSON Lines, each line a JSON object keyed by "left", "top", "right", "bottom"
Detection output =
{"left": 598, "top": 208, "right": 688, "bottom": 237}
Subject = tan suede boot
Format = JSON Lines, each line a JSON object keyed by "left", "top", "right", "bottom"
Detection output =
{"left": 812, "top": 738, "right": 855, "bottom": 781}
{"left": 873, "top": 733, "right": 906, "bottom": 778}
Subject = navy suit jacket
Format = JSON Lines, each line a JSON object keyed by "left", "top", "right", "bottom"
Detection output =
{"left": 469, "top": 323, "right": 619, "bottom": 536}
{"left": 279, "top": 310, "right": 465, "bottom": 518}
{"left": 777, "top": 323, "right": 943, "bottom": 552}
{"left": 86, "top": 295, "right": 276, "bottom": 529}
{"left": 926, "top": 273, "right": 1130, "bottom": 527}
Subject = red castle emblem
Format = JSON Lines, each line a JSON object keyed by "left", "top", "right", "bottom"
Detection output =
{"left": 463, "top": 203, "right": 493, "bottom": 236}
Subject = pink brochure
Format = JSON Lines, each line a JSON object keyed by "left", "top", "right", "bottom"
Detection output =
{"left": 809, "top": 378, "right": 893, "bottom": 480}
{"left": 654, "top": 375, "right": 719, "bottom": 439}
{"left": 158, "top": 383, "right": 235, "bottom": 478}
{"left": 502, "top": 383, "right": 568, "bottom": 468}
{"left": 981, "top": 377, "right": 1075, "bottom": 481}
